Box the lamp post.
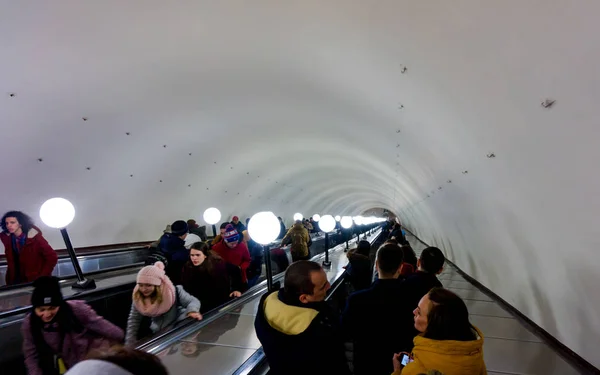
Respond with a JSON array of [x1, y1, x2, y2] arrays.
[[354, 216, 364, 242], [203, 207, 221, 237], [340, 216, 353, 251], [40, 198, 95, 290], [319, 215, 336, 268], [248, 211, 281, 292]]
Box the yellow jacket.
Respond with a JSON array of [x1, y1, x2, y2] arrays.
[[394, 326, 487, 375]]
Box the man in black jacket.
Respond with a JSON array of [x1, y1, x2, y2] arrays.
[[255, 261, 350, 375], [402, 246, 445, 311], [341, 243, 412, 375]]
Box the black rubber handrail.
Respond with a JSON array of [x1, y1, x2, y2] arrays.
[[0, 262, 144, 320]]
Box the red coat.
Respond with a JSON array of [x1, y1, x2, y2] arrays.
[[1, 226, 58, 285], [212, 240, 251, 283]]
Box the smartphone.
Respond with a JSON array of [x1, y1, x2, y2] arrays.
[[400, 353, 412, 366]]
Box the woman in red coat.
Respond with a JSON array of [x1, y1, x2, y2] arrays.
[[1, 211, 58, 285]]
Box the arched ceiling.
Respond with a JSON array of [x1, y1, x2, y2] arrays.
[[2, 1, 599, 366]]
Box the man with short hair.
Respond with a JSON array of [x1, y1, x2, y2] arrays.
[[402, 246, 445, 308], [255, 261, 350, 375], [159, 220, 190, 284], [341, 244, 413, 375]]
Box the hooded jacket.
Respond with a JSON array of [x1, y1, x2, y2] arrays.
[[395, 327, 487, 375], [281, 223, 310, 257], [254, 290, 350, 375], [1, 226, 58, 285]]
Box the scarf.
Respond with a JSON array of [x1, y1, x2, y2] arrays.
[[132, 278, 176, 317]]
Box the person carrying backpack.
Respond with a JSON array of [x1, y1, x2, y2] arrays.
[[281, 220, 311, 262]]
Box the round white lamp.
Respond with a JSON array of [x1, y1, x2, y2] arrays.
[[40, 198, 75, 229], [248, 211, 280, 245], [203, 207, 221, 237], [340, 216, 353, 229], [293, 213, 303, 221], [248, 211, 281, 291], [354, 216, 364, 225], [319, 215, 336, 267], [40, 198, 95, 290], [203, 207, 221, 225], [334, 215, 341, 222], [312, 214, 321, 222], [319, 215, 336, 233]]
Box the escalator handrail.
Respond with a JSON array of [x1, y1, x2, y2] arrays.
[[0, 262, 145, 320], [231, 226, 384, 375]]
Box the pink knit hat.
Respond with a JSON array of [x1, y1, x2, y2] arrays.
[[137, 261, 168, 286], [133, 261, 177, 317]]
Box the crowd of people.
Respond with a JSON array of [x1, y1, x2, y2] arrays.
[[255, 219, 487, 375], [2, 209, 485, 375], [5, 210, 328, 374]]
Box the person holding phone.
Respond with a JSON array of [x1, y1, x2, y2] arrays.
[[391, 288, 487, 375]]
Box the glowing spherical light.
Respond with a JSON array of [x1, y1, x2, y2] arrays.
[[40, 198, 75, 229], [203, 207, 221, 225], [354, 216, 364, 225], [248, 211, 281, 245], [340, 216, 353, 229], [335, 215, 341, 222], [319, 215, 336, 233], [293, 213, 303, 221], [312, 214, 321, 222]]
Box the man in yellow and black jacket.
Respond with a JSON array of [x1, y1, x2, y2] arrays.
[[254, 261, 350, 375]]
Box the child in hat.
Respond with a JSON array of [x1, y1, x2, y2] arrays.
[[125, 261, 202, 346], [22, 276, 124, 375]]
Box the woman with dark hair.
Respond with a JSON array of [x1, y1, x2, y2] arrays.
[[180, 242, 243, 313], [1, 211, 58, 285], [22, 276, 124, 375], [392, 288, 486, 375]]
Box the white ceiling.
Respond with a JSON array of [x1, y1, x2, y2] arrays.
[[2, 0, 599, 367]]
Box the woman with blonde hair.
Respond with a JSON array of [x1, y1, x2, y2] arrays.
[[125, 262, 202, 346]]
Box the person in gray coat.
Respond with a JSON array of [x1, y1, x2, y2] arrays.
[[125, 261, 202, 346]]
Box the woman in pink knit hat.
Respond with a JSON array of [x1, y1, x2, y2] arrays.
[[125, 261, 202, 346]]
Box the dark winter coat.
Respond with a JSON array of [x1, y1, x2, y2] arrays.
[[345, 251, 372, 292], [180, 257, 244, 313], [255, 290, 350, 375], [341, 279, 415, 375], [158, 234, 189, 262]]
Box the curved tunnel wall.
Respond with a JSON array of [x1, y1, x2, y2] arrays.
[[1, 0, 599, 367]]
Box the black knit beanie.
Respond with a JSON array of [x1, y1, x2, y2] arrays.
[[31, 276, 63, 307], [170, 220, 189, 236]]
